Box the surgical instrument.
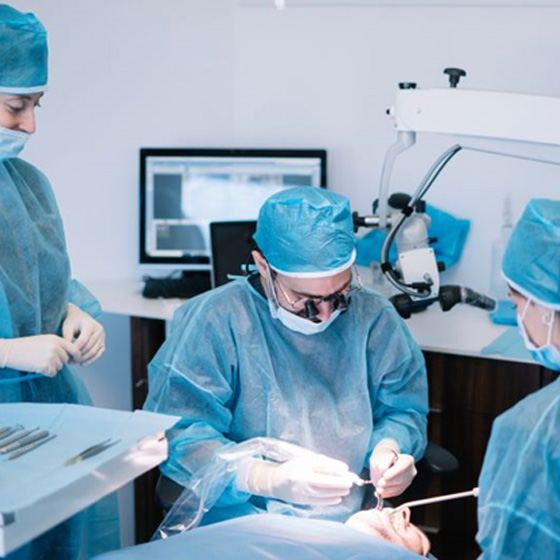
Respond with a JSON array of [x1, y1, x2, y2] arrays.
[[0, 425, 24, 443], [391, 487, 479, 515], [0, 427, 39, 452], [0, 430, 49, 454], [353, 479, 385, 511], [7, 434, 57, 460], [64, 438, 120, 466]]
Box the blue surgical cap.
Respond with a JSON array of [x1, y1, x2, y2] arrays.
[[253, 187, 356, 277], [0, 4, 48, 93], [502, 198, 560, 309]]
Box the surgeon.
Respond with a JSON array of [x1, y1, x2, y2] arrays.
[[144, 186, 428, 524], [477, 198, 560, 558], [0, 4, 118, 558]]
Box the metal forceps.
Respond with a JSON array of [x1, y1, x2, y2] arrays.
[[353, 478, 385, 511], [64, 438, 121, 466]]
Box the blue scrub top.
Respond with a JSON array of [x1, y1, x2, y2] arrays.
[[477, 377, 560, 558], [144, 274, 428, 524]]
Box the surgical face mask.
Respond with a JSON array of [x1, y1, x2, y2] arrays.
[[0, 125, 29, 160], [517, 299, 560, 371], [263, 267, 342, 335]]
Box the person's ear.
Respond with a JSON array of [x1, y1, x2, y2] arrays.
[[251, 250, 268, 277]]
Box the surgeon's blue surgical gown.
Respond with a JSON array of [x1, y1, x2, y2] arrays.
[[0, 158, 119, 559], [477, 377, 560, 559], [144, 275, 428, 524]]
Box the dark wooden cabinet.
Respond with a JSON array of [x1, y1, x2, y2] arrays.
[[414, 351, 559, 559], [130, 317, 166, 544]]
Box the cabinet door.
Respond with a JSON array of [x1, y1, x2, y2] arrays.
[[417, 352, 541, 560]]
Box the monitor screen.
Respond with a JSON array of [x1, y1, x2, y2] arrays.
[[139, 148, 327, 267], [210, 221, 257, 289]]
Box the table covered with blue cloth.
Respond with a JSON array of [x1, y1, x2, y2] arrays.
[[95, 514, 422, 560]]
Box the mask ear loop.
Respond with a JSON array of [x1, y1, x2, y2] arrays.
[[543, 309, 557, 345], [263, 262, 281, 310], [520, 298, 531, 321]]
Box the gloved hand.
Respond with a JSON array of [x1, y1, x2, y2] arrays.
[[62, 303, 105, 366], [0, 335, 82, 377], [236, 452, 359, 506], [369, 439, 417, 498]]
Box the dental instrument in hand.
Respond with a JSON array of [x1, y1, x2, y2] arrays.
[[353, 477, 385, 510], [390, 487, 479, 514], [0, 430, 49, 453], [64, 438, 121, 466], [7, 434, 57, 460]]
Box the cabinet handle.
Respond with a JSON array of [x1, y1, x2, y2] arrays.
[[135, 378, 148, 389]]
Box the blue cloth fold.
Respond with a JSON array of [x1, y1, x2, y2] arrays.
[[489, 299, 517, 326], [356, 204, 470, 270], [480, 327, 533, 362]]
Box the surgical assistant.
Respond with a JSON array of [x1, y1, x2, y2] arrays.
[[144, 187, 428, 525], [0, 4, 118, 558], [477, 198, 560, 558]]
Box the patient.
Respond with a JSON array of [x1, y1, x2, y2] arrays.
[[345, 507, 431, 557]]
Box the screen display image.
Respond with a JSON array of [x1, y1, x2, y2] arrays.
[[140, 148, 327, 267]]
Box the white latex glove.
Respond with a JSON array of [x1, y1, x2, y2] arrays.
[[0, 335, 82, 377], [236, 453, 359, 506], [369, 439, 417, 498], [62, 304, 105, 366]]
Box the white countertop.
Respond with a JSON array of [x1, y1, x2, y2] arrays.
[[84, 278, 531, 364], [87, 279, 185, 321]]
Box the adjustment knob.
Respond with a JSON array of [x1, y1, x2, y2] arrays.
[[443, 67, 466, 88]]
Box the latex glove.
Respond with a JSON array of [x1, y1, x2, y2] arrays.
[[369, 439, 417, 498], [0, 335, 82, 377], [62, 303, 105, 365], [236, 453, 359, 506]]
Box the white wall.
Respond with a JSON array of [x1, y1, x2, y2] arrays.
[[232, 1, 560, 293], [11, 0, 235, 281]]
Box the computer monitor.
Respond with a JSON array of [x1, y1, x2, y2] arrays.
[[210, 221, 257, 288], [140, 148, 327, 269]]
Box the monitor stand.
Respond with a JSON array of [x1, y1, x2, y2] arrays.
[[142, 271, 211, 299]]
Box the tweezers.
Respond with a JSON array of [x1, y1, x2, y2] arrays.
[[1, 430, 50, 453], [0, 425, 24, 443], [0, 427, 39, 452], [354, 478, 384, 511], [7, 434, 57, 460], [64, 438, 121, 466]]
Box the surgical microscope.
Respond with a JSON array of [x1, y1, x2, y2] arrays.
[[354, 67, 560, 318]]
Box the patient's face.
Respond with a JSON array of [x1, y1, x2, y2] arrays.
[[345, 507, 430, 556]]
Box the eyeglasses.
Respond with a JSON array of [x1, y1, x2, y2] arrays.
[[273, 266, 362, 320]]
